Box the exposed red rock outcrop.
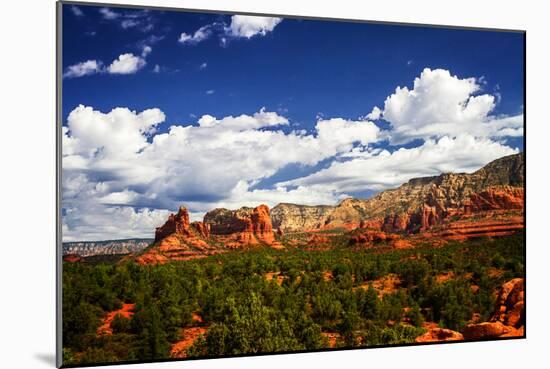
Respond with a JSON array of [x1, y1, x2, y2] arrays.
[[307, 234, 331, 249], [191, 221, 211, 238], [204, 204, 275, 247], [133, 250, 169, 265], [380, 186, 523, 235], [251, 205, 275, 244], [382, 213, 410, 233], [416, 327, 464, 343], [420, 204, 441, 230], [302, 154, 525, 236], [463, 321, 513, 340], [131, 155, 524, 262], [465, 187, 524, 213], [136, 206, 218, 265], [423, 215, 524, 241], [491, 278, 525, 328], [154, 206, 191, 242], [359, 219, 384, 229], [349, 229, 399, 247], [462, 278, 524, 340]]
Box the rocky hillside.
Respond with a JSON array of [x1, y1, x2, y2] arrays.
[[63, 239, 152, 257], [134, 153, 524, 264], [273, 153, 524, 233], [271, 203, 335, 232], [416, 278, 524, 343], [136, 204, 279, 264], [204, 204, 276, 246], [135, 206, 221, 264]]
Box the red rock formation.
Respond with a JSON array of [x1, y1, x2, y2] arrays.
[[251, 205, 275, 244], [204, 204, 275, 246], [371, 185, 523, 236], [420, 204, 441, 230], [382, 213, 410, 232], [191, 221, 210, 238], [415, 327, 464, 343], [307, 234, 331, 248], [349, 230, 399, 247], [136, 206, 217, 264], [276, 227, 284, 237], [154, 206, 191, 242], [463, 321, 513, 340], [423, 216, 524, 241], [491, 278, 525, 328], [359, 219, 384, 229], [466, 187, 524, 213], [462, 278, 524, 340], [134, 250, 169, 265]]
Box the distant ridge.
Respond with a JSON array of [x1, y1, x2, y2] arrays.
[[63, 238, 153, 257], [272, 153, 524, 232]]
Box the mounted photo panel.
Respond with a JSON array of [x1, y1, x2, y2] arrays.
[[57, 1, 525, 367]]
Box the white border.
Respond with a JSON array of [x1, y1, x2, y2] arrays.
[[1, 1, 548, 368]]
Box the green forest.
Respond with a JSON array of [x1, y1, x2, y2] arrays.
[[62, 232, 524, 366]]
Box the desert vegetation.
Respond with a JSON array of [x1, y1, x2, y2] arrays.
[[62, 232, 524, 365]]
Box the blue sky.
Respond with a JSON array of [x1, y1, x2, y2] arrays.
[[61, 3, 524, 241]]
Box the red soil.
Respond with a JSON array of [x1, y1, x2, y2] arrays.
[[170, 327, 207, 358], [97, 303, 135, 336], [170, 313, 208, 359]]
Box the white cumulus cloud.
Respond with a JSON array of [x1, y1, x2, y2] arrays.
[[61, 67, 523, 241], [62, 106, 381, 240], [197, 107, 288, 130], [226, 15, 282, 39], [107, 53, 146, 74], [380, 68, 523, 143], [279, 134, 518, 192], [63, 60, 103, 78]]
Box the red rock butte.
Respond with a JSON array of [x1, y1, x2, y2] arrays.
[[136, 204, 278, 264]]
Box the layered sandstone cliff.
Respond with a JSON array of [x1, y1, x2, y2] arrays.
[[204, 204, 275, 247], [135, 206, 217, 264], [271, 203, 335, 232], [271, 153, 524, 237]]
